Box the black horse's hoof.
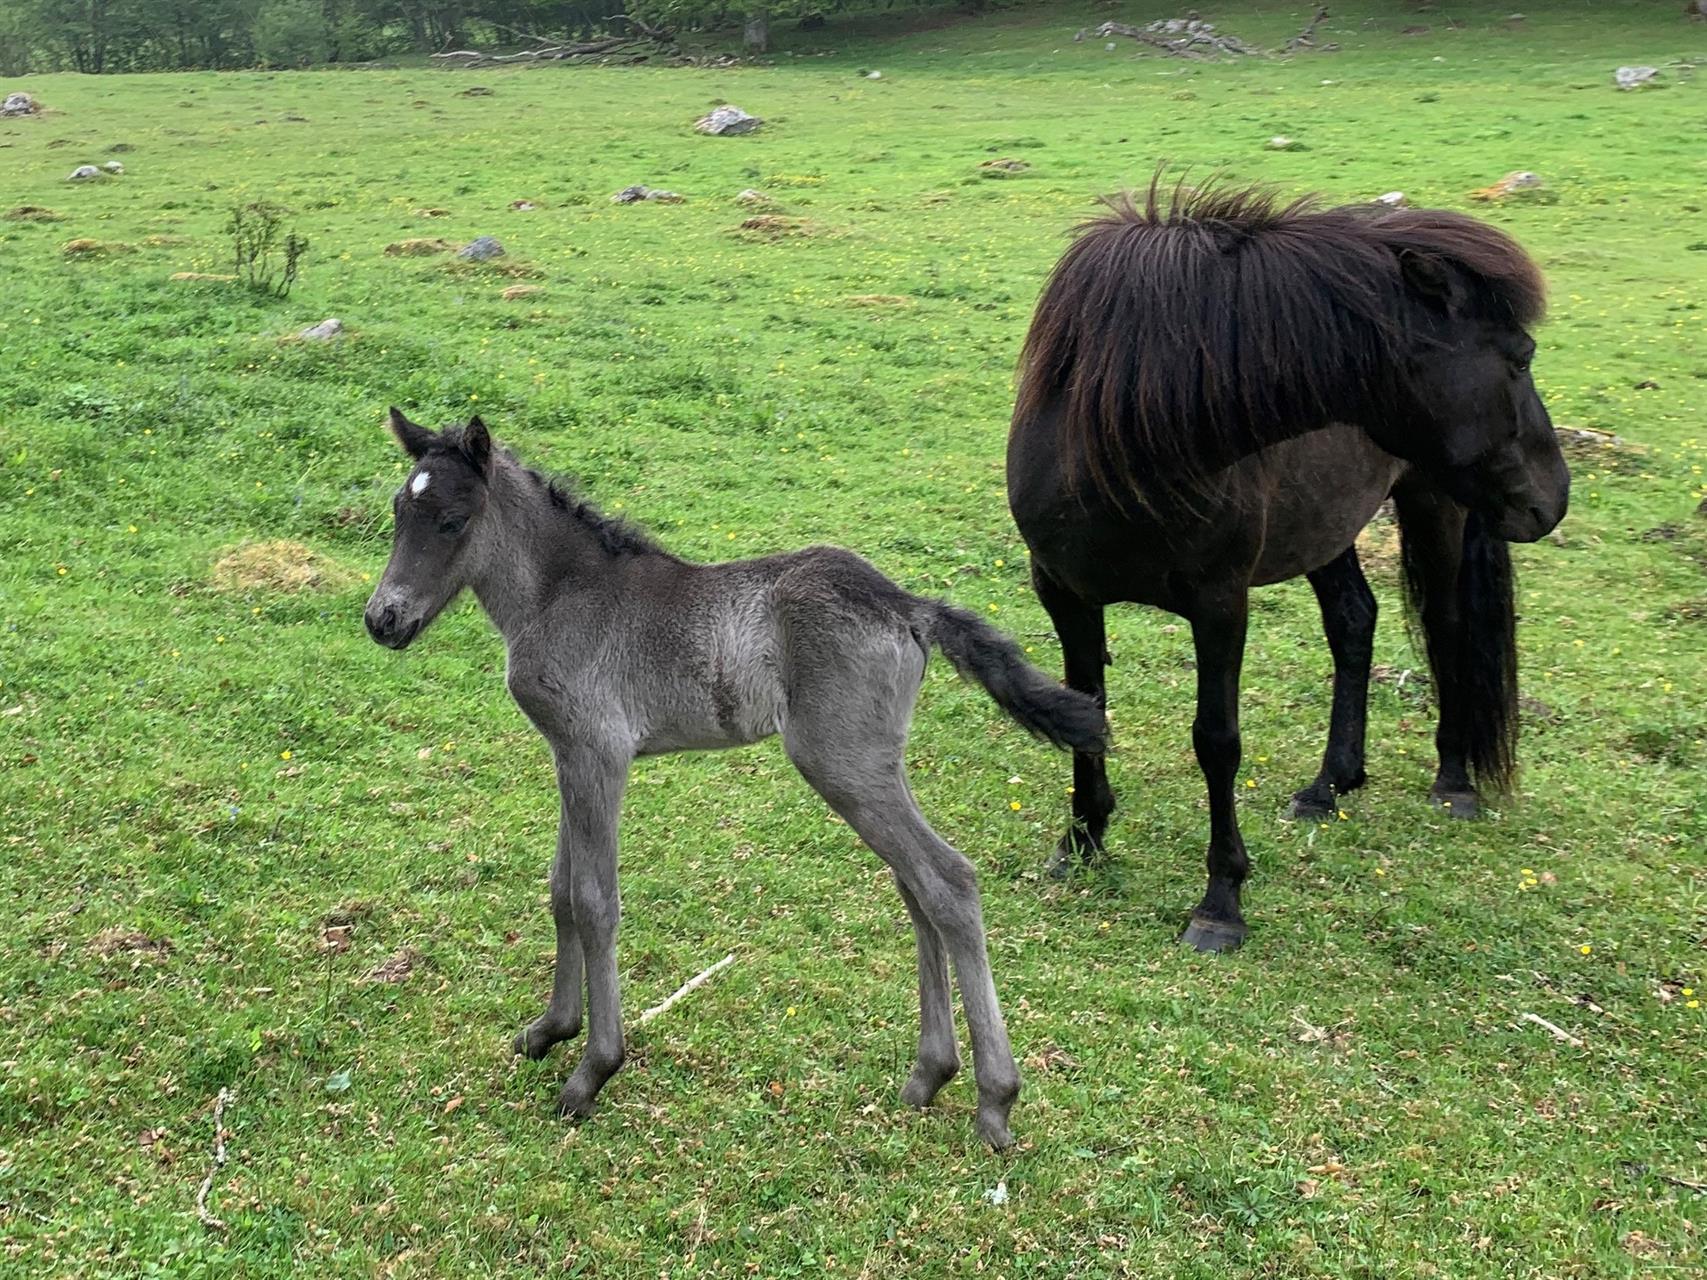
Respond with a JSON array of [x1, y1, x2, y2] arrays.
[[1046, 829, 1104, 879], [1430, 788, 1480, 820], [1181, 914, 1248, 953], [1287, 787, 1337, 821]]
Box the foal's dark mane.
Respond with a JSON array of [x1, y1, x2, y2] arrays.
[[431, 427, 667, 559], [1014, 175, 1547, 498]]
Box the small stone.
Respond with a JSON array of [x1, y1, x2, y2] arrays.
[[612, 185, 684, 204], [694, 104, 762, 135], [509, 200, 538, 211], [1468, 170, 1549, 203], [2, 92, 40, 118], [1614, 66, 1659, 91], [1266, 135, 1304, 151], [297, 318, 343, 340], [864, 70, 881, 79], [457, 235, 505, 261], [67, 165, 103, 181], [1374, 191, 1408, 207], [102, 160, 124, 174], [735, 189, 773, 206]]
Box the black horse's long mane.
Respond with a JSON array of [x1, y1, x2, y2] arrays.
[[1014, 175, 1547, 497]]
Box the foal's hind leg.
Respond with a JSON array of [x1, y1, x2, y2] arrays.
[[1032, 567, 1115, 875], [1182, 595, 1252, 953], [1291, 546, 1376, 820], [783, 677, 1019, 1147], [892, 873, 960, 1107]]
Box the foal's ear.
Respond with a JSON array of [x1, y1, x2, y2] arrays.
[[1397, 249, 1464, 315], [387, 407, 436, 459], [460, 415, 492, 475]]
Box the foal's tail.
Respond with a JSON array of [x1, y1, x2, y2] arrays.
[[918, 602, 1109, 754]]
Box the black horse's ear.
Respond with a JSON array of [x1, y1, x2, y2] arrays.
[[387, 407, 436, 458], [461, 415, 491, 475], [1398, 249, 1462, 314]]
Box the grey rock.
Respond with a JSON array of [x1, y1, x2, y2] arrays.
[[694, 104, 761, 136], [67, 165, 103, 181], [297, 318, 343, 340], [1614, 66, 1659, 90], [457, 235, 505, 260], [102, 160, 124, 174], [612, 185, 684, 204], [2, 92, 39, 118]]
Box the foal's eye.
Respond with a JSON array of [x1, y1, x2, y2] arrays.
[[438, 515, 467, 536]]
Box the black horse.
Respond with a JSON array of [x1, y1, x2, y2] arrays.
[[1008, 178, 1570, 952]]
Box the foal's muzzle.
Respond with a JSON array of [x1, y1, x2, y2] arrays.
[[364, 603, 420, 650]]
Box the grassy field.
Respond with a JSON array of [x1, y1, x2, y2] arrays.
[[2, 3, 1704, 1275]]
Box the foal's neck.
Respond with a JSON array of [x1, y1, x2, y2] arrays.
[[468, 462, 638, 640]]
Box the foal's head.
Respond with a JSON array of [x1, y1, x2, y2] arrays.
[[1362, 212, 1570, 543], [364, 408, 493, 650]]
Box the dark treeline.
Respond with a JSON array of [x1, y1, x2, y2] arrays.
[[0, 0, 982, 75]]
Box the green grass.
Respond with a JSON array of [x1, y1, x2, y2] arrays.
[[2, 3, 1704, 1275]]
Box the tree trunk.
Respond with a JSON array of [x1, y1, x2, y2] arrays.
[[744, 12, 768, 53]]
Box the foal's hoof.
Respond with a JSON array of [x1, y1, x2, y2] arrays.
[[900, 1058, 960, 1109], [554, 1081, 601, 1119], [1181, 914, 1248, 954], [976, 1113, 1015, 1151], [1430, 787, 1480, 820], [512, 1015, 581, 1061]]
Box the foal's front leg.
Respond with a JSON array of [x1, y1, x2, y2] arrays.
[[513, 794, 586, 1060], [1183, 596, 1252, 953], [545, 748, 631, 1118]]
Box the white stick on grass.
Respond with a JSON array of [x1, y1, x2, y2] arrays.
[[1519, 1011, 1584, 1048], [195, 1086, 235, 1231], [638, 954, 736, 1025]]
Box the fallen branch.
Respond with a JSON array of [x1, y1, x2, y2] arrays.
[[638, 954, 735, 1025], [1519, 1011, 1584, 1048], [195, 1087, 235, 1231]]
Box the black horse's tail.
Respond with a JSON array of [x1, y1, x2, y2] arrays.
[[1397, 503, 1519, 792], [918, 601, 1109, 755]]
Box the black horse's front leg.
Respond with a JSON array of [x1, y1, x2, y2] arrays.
[[1183, 596, 1251, 952], [1291, 545, 1376, 819], [1032, 568, 1115, 877]]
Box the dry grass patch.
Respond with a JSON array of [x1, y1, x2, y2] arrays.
[[734, 215, 824, 240], [384, 237, 453, 257], [62, 238, 135, 256], [89, 928, 172, 958], [502, 284, 546, 300], [5, 205, 64, 222], [209, 540, 356, 594], [170, 271, 237, 283], [844, 294, 913, 308]]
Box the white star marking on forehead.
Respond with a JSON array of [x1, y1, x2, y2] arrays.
[[409, 470, 431, 496]]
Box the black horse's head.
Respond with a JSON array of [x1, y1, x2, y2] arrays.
[[1365, 235, 1569, 543], [363, 408, 492, 650]]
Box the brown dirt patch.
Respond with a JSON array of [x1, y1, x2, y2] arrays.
[[384, 237, 453, 257], [90, 928, 172, 958], [5, 205, 64, 222], [62, 238, 135, 256], [502, 285, 545, 300], [362, 947, 421, 984], [209, 540, 356, 594], [844, 294, 913, 308], [735, 215, 821, 239]]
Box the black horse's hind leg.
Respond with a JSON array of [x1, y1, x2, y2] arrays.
[[1032, 568, 1115, 876], [1392, 482, 1480, 819], [1290, 546, 1376, 819], [1182, 595, 1251, 952]]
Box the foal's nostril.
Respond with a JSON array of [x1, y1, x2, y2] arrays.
[[364, 604, 398, 641]]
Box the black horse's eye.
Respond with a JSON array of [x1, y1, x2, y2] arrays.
[[438, 515, 467, 536]]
